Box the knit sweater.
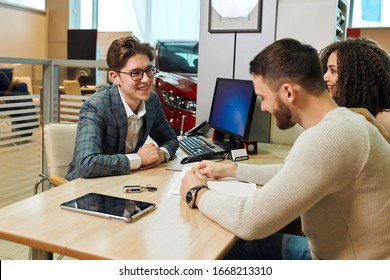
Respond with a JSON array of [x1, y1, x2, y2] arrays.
[[199, 107, 390, 260]]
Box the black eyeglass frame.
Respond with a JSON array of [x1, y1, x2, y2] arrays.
[[117, 66, 157, 81]]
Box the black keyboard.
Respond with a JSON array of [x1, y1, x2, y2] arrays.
[[179, 136, 225, 156]]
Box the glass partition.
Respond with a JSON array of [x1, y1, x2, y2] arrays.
[[0, 58, 47, 204], [57, 63, 108, 122], [0, 57, 108, 207]]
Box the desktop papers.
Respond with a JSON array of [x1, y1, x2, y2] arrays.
[[167, 163, 257, 197]]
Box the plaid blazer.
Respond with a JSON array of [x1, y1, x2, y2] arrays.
[[65, 85, 178, 180]]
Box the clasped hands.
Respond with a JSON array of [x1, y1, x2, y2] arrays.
[[179, 161, 238, 203], [136, 143, 166, 170]]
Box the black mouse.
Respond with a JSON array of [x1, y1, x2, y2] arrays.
[[180, 156, 203, 164]]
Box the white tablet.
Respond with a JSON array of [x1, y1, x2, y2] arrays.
[[60, 193, 156, 223]]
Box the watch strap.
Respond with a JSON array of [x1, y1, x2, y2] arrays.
[[187, 185, 208, 208]]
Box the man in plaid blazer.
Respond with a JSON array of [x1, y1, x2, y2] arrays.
[[66, 36, 178, 180]]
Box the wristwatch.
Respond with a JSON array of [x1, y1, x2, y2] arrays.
[[186, 185, 209, 208], [162, 150, 170, 162], [160, 148, 170, 162]]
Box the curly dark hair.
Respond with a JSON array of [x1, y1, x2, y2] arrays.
[[319, 37, 390, 116]]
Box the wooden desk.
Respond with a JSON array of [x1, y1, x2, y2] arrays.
[[0, 143, 290, 260]]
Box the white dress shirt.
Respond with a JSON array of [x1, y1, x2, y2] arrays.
[[118, 88, 145, 170], [118, 89, 171, 170]]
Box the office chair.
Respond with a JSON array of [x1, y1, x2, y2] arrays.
[[13, 76, 33, 94], [34, 123, 78, 194], [63, 80, 81, 95]]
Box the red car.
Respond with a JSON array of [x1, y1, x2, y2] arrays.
[[152, 40, 198, 134]]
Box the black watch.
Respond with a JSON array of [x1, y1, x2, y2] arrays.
[[186, 185, 208, 208]]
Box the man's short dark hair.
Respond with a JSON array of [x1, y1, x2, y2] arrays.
[[106, 36, 155, 71], [249, 38, 326, 94]]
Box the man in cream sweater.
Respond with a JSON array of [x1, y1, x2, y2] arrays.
[[180, 38, 390, 260]]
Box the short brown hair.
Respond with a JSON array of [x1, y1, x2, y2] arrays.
[[250, 38, 326, 94], [106, 35, 155, 71]]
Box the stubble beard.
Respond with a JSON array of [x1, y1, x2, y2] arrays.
[[274, 94, 295, 130]]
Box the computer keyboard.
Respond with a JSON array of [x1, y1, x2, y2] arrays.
[[179, 135, 225, 156]]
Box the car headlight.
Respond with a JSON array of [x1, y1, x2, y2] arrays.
[[162, 91, 196, 114]]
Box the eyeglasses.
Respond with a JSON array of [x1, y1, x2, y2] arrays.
[[117, 67, 157, 81]]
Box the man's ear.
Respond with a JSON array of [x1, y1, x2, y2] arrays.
[[109, 70, 120, 85], [281, 83, 295, 103]]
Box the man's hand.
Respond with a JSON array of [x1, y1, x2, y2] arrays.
[[180, 169, 207, 200], [193, 160, 238, 180], [137, 143, 166, 169]]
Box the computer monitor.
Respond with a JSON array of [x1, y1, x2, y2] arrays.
[[78, 75, 96, 87], [208, 78, 257, 142]]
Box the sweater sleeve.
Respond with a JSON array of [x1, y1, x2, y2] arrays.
[[236, 163, 283, 185]]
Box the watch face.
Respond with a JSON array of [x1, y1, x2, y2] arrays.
[[186, 190, 193, 204], [185, 185, 207, 208]]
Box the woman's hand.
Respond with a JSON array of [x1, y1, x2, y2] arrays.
[[350, 108, 390, 143]]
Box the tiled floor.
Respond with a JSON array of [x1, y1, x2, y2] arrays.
[[0, 240, 31, 260]]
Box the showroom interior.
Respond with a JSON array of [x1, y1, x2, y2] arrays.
[[1, 0, 390, 260]]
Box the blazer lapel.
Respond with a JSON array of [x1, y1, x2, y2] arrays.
[[134, 100, 152, 151], [110, 86, 128, 153]]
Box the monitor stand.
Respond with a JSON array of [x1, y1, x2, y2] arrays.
[[212, 130, 244, 150]]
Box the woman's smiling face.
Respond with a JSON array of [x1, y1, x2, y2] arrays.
[[323, 51, 338, 96]]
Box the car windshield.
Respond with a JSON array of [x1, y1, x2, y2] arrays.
[[157, 42, 199, 74]]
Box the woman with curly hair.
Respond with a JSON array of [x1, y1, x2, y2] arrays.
[[320, 37, 390, 140]]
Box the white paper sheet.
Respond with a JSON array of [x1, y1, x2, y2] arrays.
[[167, 163, 256, 197]]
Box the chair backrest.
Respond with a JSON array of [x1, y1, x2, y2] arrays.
[[63, 80, 81, 95], [13, 76, 33, 94], [44, 123, 77, 177]]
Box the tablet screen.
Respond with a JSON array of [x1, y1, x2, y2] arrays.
[[60, 193, 156, 222]]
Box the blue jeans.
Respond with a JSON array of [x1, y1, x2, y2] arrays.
[[223, 233, 312, 260]]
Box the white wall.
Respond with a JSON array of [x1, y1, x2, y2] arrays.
[[276, 0, 338, 50], [271, 0, 348, 144], [197, 0, 277, 118], [197, 0, 302, 145]]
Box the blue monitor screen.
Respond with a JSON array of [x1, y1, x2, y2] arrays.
[[208, 78, 256, 140]]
